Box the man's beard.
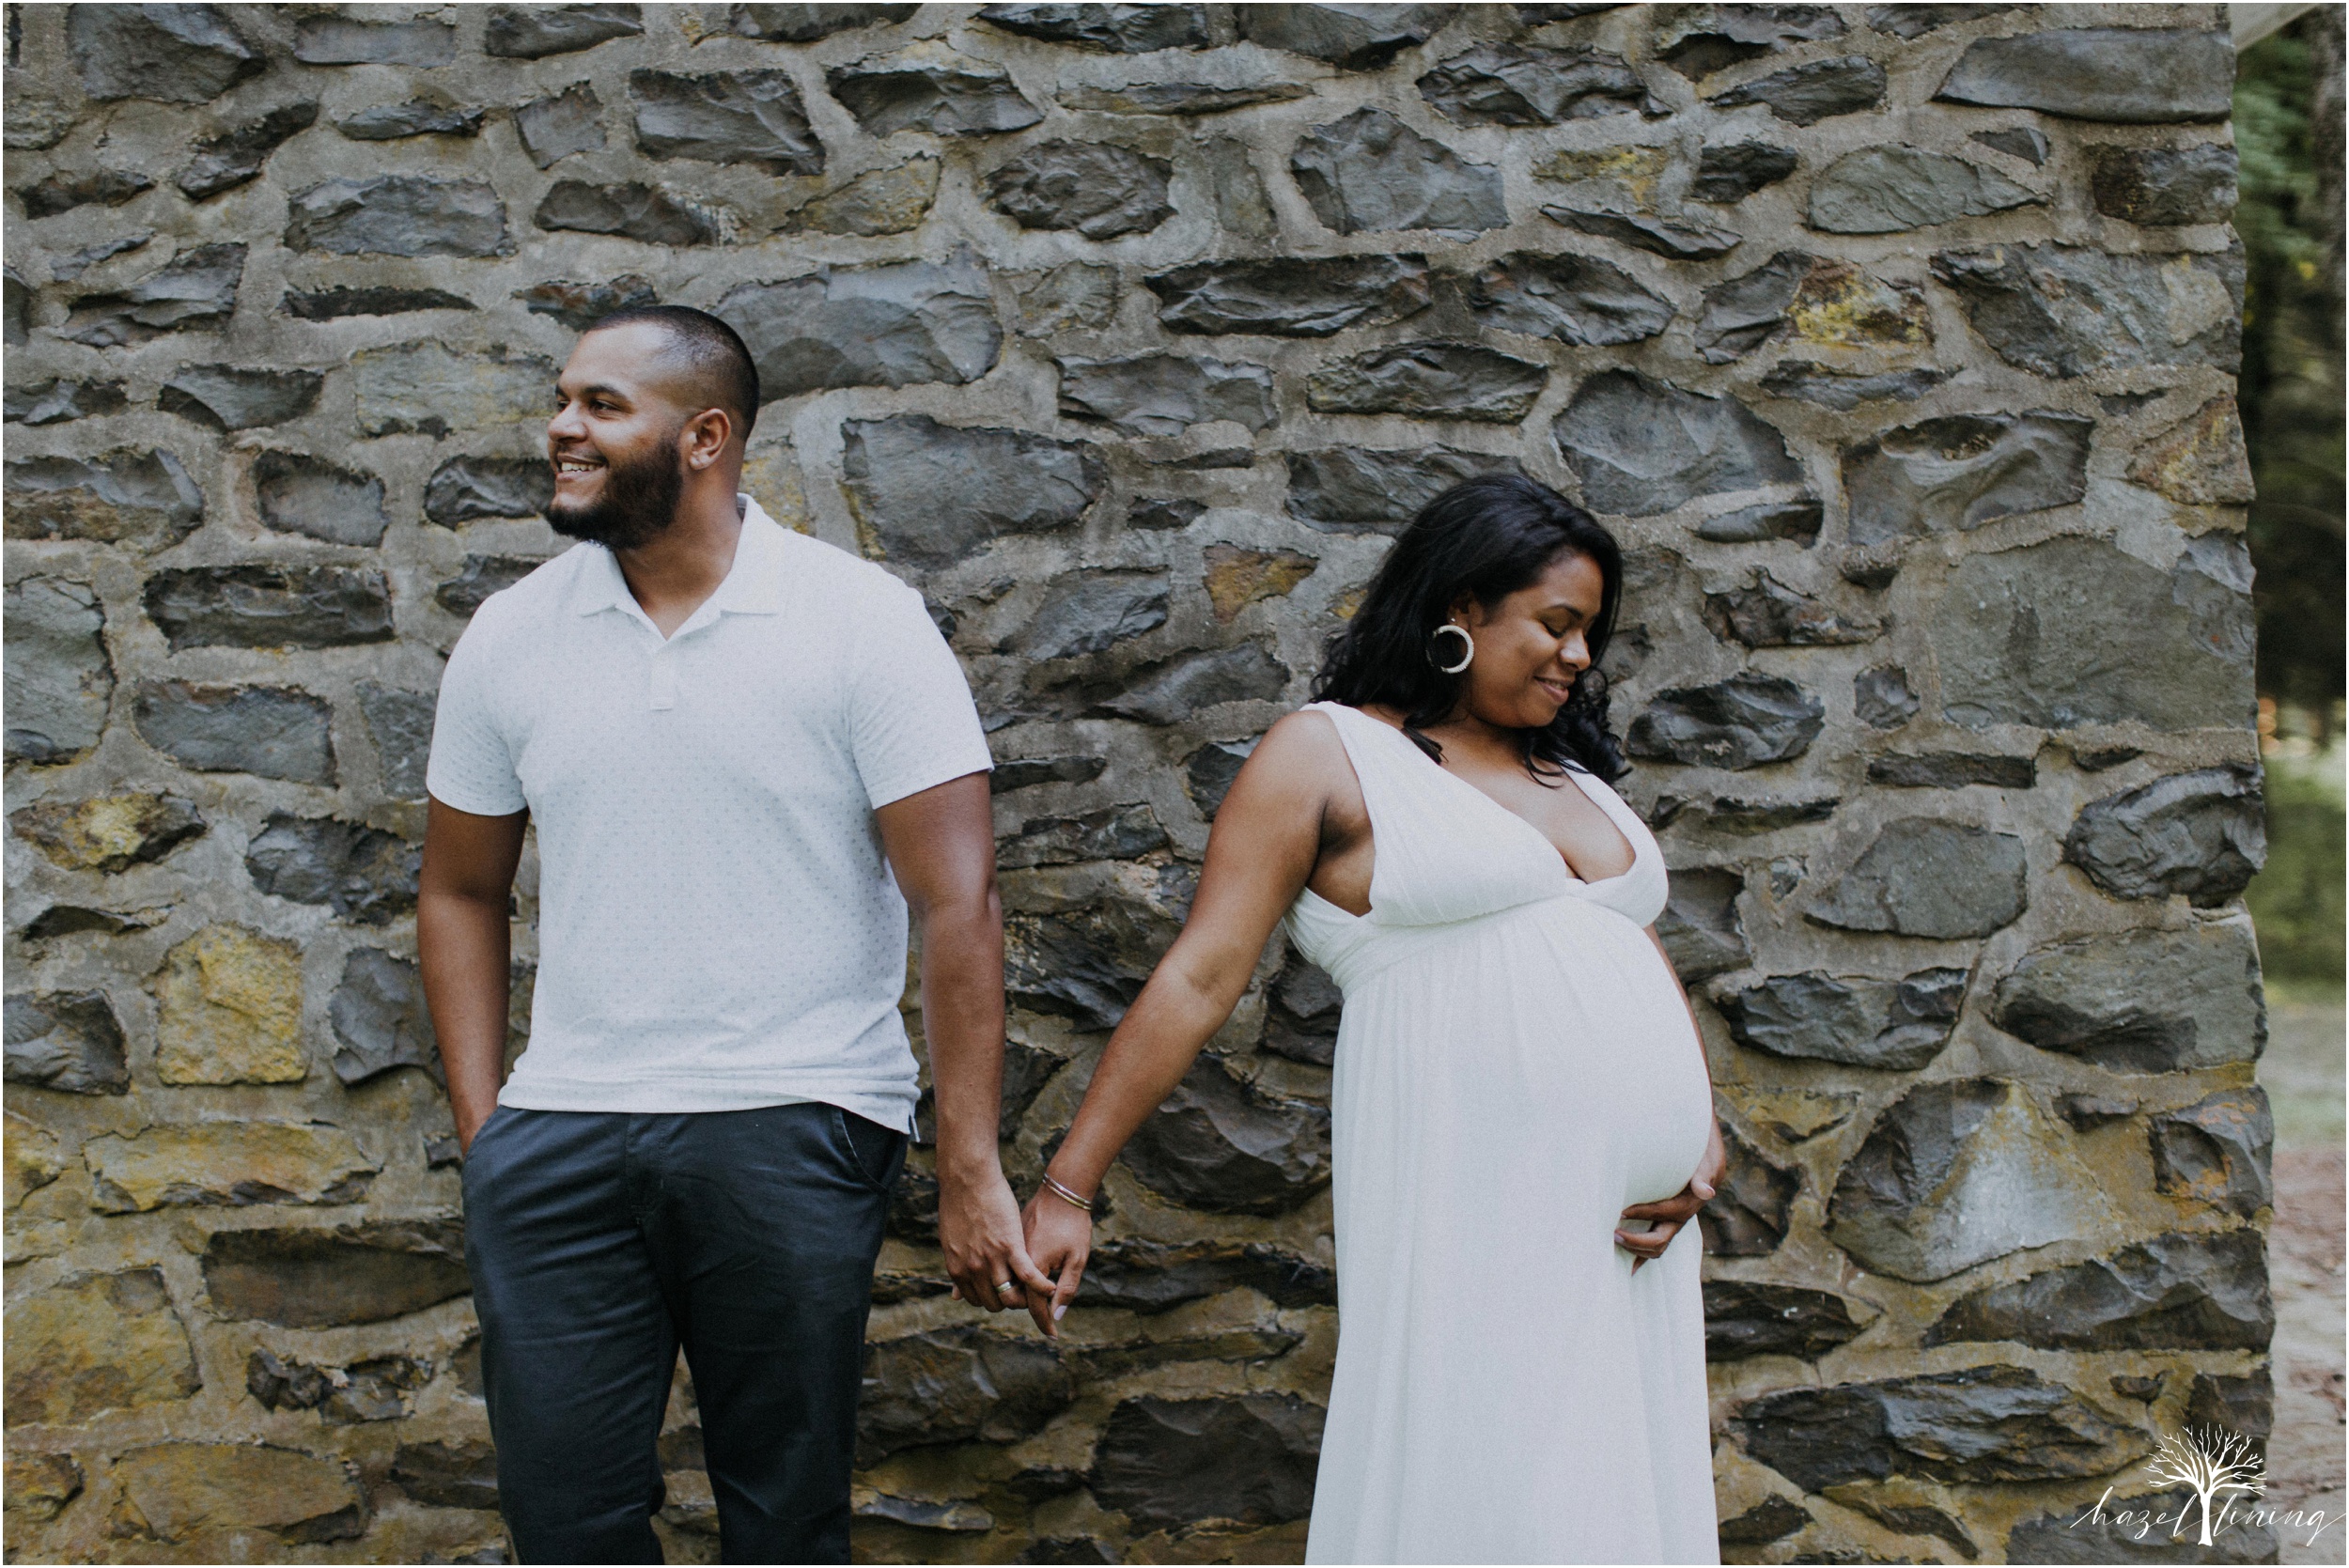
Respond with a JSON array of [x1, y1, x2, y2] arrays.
[[547, 435, 685, 551]]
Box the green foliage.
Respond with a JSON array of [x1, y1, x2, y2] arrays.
[[2234, 24, 2345, 713], [2248, 760, 2346, 987]]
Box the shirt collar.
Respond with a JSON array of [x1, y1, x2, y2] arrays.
[[568, 493, 788, 619]]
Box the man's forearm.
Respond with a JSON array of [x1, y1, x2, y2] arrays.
[[917, 893, 1008, 1181], [420, 891, 513, 1149]]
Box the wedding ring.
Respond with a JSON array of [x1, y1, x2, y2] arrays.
[[995, 1281, 1019, 1296]]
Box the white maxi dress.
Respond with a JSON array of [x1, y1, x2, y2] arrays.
[[1284, 702, 1720, 1565]]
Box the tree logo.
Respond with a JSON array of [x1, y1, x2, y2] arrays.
[[2069, 1422, 2336, 1552]]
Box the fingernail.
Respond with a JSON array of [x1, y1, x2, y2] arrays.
[[1053, 1303, 1067, 1321], [1694, 1182, 1715, 1198]]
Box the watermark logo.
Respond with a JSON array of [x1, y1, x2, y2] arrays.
[[2068, 1423, 2337, 1552]]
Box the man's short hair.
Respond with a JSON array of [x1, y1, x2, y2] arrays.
[[585, 304, 761, 439]]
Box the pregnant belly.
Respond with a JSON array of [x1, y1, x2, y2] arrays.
[[1334, 899, 1718, 1216]]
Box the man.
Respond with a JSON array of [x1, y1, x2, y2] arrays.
[[419, 306, 1056, 1563]]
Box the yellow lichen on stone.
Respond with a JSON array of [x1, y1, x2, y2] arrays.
[[1203, 546, 1319, 624], [2126, 395, 2257, 505], [3, 1452, 84, 1523], [3, 1267, 201, 1426], [1786, 262, 1931, 353], [83, 1123, 378, 1214], [1533, 146, 1672, 209], [785, 157, 941, 238], [150, 925, 306, 1085], [3, 1110, 66, 1210], [10, 791, 203, 873], [742, 442, 814, 535]]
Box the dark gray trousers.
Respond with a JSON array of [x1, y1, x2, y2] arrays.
[[460, 1101, 905, 1564]]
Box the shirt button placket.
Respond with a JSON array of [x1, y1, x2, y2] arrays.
[[648, 642, 678, 710]]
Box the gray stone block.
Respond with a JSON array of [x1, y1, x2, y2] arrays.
[[1306, 341, 1548, 423], [485, 4, 645, 57], [1699, 1125, 1799, 1255], [1732, 1364, 2152, 1491], [1293, 108, 1504, 238], [1703, 1281, 1870, 1361], [200, 1220, 472, 1327], [245, 814, 421, 926], [1657, 6, 1844, 79], [1809, 147, 2042, 234], [1807, 817, 2027, 939], [4, 990, 131, 1094], [730, 5, 919, 42], [719, 253, 1002, 400], [858, 1326, 1072, 1465], [286, 179, 511, 259], [1464, 250, 1672, 347], [1237, 5, 1456, 70], [158, 366, 322, 431], [62, 243, 245, 347], [512, 276, 658, 331], [4, 579, 112, 765], [840, 415, 1100, 567], [1542, 205, 1741, 260], [1149, 255, 1433, 336], [2063, 766, 2265, 907], [1706, 56, 1885, 125], [630, 70, 821, 175], [280, 287, 474, 319], [1088, 1395, 1323, 1529], [1717, 967, 1966, 1071], [826, 50, 1043, 137], [176, 102, 319, 200], [132, 682, 336, 784], [251, 453, 389, 548], [1931, 242, 2242, 377], [534, 180, 724, 245], [1827, 1079, 2102, 1281], [985, 140, 1173, 238], [5, 448, 205, 549], [4, 379, 129, 425], [1058, 355, 1273, 437], [1120, 1057, 1330, 1214], [357, 684, 435, 800], [1927, 1228, 2270, 1351], [2091, 143, 2237, 226], [1993, 923, 2264, 1074], [1626, 674, 1823, 769], [1936, 28, 2235, 124], [1843, 411, 2092, 547], [1014, 571, 1171, 660], [434, 555, 544, 616], [1930, 535, 2254, 732], [1095, 644, 1290, 725], [1655, 865, 1749, 983], [330, 950, 439, 1086], [70, 5, 260, 103], [16, 167, 152, 218], [1703, 571, 1878, 647], [1553, 370, 1800, 515], [425, 459, 555, 527], [1416, 42, 1651, 125], [1760, 362, 1946, 409], [143, 567, 394, 652], [2151, 1087, 2272, 1218], [334, 99, 488, 142], [1690, 141, 1797, 202], [978, 5, 1211, 53], [515, 84, 608, 170]]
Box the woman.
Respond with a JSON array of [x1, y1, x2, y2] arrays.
[[1020, 474, 1727, 1563]]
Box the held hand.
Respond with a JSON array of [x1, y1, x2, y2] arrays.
[[1020, 1188, 1095, 1338], [938, 1164, 1058, 1327], [1616, 1118, 1727, 1274]]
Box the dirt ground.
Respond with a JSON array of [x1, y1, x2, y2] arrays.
[[2262, 1000, 2346, 1566]]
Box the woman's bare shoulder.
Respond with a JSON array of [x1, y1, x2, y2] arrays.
[[1222, 707, 1365, 810]]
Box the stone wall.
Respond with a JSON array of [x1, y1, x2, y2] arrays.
[[1, 3, 2272, 1562]]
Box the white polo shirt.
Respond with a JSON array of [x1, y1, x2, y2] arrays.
[[425, 497, 991, 1131]]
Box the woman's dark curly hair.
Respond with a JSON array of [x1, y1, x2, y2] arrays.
[[1312, 473, 1628, 784]]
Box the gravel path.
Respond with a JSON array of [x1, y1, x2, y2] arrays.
[[2263, 1001, 2345, 1565]]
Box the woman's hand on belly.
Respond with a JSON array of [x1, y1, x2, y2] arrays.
[[1614, 1118, 1725, 1272]]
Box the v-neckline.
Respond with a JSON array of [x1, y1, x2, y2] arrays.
[[1360, 709, 1639, 888]]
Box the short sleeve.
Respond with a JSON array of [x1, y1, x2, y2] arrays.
[[426, 613, 527, 815], [847, 579, 993, 810]]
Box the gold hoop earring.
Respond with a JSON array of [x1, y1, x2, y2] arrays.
[[1427, 623, 1473, 675]]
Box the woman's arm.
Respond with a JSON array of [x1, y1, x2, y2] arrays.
[[1022, 711, 1346, 1322], [1614, 924, 1726, 1272]]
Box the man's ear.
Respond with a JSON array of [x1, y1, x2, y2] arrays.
[[680, 407, 734, 471]]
